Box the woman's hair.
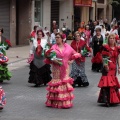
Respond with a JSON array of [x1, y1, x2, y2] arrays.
[[85, 25, 89, 30], [95, 27, 101, 32], [55, 32, 65, 43], [74, 31, 81, 37], [0, 28, 3, 33], [55, 32, 64, 39], [108, 34, 116, 46], [37, 30, 45, 37], [100, 25, 104, 28], [34, 26, 38, 31]]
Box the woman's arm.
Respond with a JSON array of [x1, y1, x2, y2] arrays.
[[118, 54, 120, 74]]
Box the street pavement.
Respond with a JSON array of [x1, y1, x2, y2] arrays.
[[1, 44, 120, 120]]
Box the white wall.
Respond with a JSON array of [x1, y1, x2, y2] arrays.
[[43, 0, 51, 32], [59, 0, 73, 31]]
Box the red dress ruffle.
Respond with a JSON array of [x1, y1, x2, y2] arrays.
[[91, 52, 102, 63], [97, 45, 120, 104], [98, 76, 120, 88]]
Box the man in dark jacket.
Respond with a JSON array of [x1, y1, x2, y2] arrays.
[[104, 19, 110, 31]]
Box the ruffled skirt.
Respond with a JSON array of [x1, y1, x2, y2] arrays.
[[0, 63, 12, 82], [0, 86, 6, 109], [45, 65, 74, 108], [98, 76, 120, 104], [28, 62, 52, 86]]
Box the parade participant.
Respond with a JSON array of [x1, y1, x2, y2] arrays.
[[91, 21, 97, 37], [84, 25, 91, 46], [28, 30, 52, 87], [100, 25, 106, 40], [52, 20, 58, 31], [104, 19, 110, 31], [110, 24, 118, 35], [0, 28, 12, 83], [45, 33, 81, 108], [91, 27, 103, 72], [30, 26, 38, 39], [78, 22, 85, 33], [43, 27, 49, 39], [50, 28, 57, 45], [27, 25, 38, 63], [0, 86, 6, 110], [70, 31, 91, 87], [98, 34, 120, 107]]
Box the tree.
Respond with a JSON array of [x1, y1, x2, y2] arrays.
[[108, 0, 120, 7]]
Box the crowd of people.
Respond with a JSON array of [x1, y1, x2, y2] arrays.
[[1, 18, 120, 110]]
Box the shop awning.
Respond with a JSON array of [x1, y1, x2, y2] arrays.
[[74, 0, 92, 7]]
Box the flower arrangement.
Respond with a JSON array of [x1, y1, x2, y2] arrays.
[[81, 47, 88, 56], [101, 51, 111, 65], [45, 49, 63, 66], [5, 40, 12, 47], [29, 37, 35, 42]]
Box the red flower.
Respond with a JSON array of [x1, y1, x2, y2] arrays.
[[102, 51, 110, 57], [91, 52, 102, 63], [102, 44, 110, 51], [45, 49, 53, 57], [6, 40, 12, 47], [115, 35, 119, 41]]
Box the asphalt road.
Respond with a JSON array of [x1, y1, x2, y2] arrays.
[[0, 57, 120, 120]]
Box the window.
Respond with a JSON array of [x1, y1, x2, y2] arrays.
[[34, 0, 43, 25], [97, 0, 104, 4]]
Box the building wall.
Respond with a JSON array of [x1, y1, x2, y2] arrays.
[[10, 0, 16, 46], [43, 0, 51, 32], [97, 0, 112, 23], [59, 0, 74, 31], [17, 0, 32, 45], [81, 7, 89, 24]]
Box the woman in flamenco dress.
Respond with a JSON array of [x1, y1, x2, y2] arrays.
[[45, 33, 81, 108], [70, 31, 91, 87], [0, 28, 12, 83], [91, 27, 103, 72], [0, 28, 11, 110], [28, 30, 52, 87], [98, 34, 120, 107]]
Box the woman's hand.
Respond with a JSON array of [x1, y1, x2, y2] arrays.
[[52, 60, 60, 65], [104, 65, 109, 72], [68, 60, 73, 65], [118, 68, 120, 74]]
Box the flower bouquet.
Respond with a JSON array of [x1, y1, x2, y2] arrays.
[[45, 49, 63, 66], [29, 37, 35, 42], [101, 51, 111, 66], [81, 47, 89, 57]]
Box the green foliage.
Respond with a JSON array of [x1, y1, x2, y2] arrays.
[[108, 0, 120, 7]]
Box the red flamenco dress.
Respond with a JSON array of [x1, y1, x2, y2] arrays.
[[0, 86, 6, 110], [98, 45, 120, 106]]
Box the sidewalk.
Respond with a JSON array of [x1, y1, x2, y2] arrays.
[[7, 45, 30, 64], [7, 40, 72, 64]]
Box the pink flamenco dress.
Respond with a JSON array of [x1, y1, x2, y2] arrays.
[[98, 45, 120, 106], [45, 43, 81, 108]]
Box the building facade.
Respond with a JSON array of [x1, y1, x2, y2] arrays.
[[96, 0, 112, 23], [0, 0, 113, 46]]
